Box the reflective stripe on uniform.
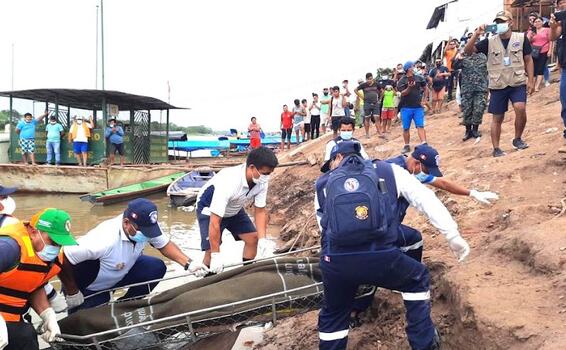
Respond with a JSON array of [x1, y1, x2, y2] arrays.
[[319, 329, 349, 341], [399, 240, 423, 252], [401, 291, 430, 301]]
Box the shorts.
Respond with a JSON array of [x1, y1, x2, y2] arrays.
[[281, 128, 292, 141], [197, 208, 257, 251], [364, 102, 381, 118], [393, 95, 400, 108], [321, 113, 329, 126], [250, 137, 261, 149], [19, 138, 35, 153], [331, 116, 342, 131], [401, 107, 425, 130], [488, 85, 527, 115], [304, 123, 311, 133], [293, 122, 303, 132], [110, 143, 125, 156], [381, 108, 395, 120], [73, 141, 89, 154]]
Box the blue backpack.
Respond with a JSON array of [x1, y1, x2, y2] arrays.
[[323, 155, 392, 247]]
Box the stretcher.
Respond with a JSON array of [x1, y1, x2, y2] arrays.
[[50, 248, 374, 350]]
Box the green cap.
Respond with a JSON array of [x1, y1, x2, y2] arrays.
[[31, 208, 78, 246]]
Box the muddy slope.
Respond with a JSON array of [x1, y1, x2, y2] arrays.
[[260, 83, 566, 349]]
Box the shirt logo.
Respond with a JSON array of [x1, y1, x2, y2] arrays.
[[149, 211, 158, 224], [355, 206, 369, 220], [344, 178, 360, 192], [511, 41, 521, 49]]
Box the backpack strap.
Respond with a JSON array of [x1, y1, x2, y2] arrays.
[[373, 161, 398, 204], [0, 214, 6, 227]]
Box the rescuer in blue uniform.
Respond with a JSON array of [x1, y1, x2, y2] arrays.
[[315, 141, 470, 350]]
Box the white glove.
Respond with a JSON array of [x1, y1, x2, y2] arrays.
[[448, 236, 470, 262], [188, 260, 209, 278], [209, 252, 224, 274], [469, 190, 499, 205], [39, 307, 61, 343], [0, 314, 8, 350], [257, 238, 277, 259], [65, 290, 84, 310]]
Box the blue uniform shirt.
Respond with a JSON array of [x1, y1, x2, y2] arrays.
[[16, 119, 38, 140]]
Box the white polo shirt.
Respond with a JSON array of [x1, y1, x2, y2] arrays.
[[196, 163, 268, 218], [63, 214, 169, 291]]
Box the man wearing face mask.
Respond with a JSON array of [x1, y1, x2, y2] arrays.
[[0, 186, 18, 228], [58, 198, 207, 314], [0, 208, 78, 350], [465, 10, 534, 157], [195, 147, 279, 275], [68, 115, 94, 166], [104, 118, 125, 166], [315, 141, 469, 350], [319, 88, 331, 135], [323, 117, 369, 161]]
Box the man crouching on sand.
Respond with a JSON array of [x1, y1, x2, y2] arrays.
[[196, 147, 279, 274]]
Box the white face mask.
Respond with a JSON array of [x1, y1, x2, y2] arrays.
[[496, 23, 509, 35], [340, 131, 353, 140], [0, 196, 16, 215], [76, 120, 83, 125], [252, 167, 270, 185]]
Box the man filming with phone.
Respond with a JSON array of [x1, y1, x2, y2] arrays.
[[464, 10, 534, 158], [549, 0, 566, 150]]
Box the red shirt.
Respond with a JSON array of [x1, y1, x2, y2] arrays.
[[281, 111, 293, 129]]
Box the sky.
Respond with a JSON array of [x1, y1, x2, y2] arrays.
[[0, 0, 441, 132]]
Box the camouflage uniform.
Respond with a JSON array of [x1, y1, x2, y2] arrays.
[[458, 53, 488, 126]]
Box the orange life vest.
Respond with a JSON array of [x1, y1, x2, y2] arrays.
[[0, 222, 63, 322]]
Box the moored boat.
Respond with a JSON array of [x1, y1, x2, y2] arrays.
[[167, 168, 215, 207], [80, 172, 185, 205]]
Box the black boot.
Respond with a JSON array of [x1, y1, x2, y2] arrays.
[[462, 125, 473, 141], [472, 124, 481, 138]]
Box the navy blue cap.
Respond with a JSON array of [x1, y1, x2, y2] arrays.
[[321, 141, 362, 173], [123, 198, 162, 238], [411, 145, 443, 177], [0, 185, 17, 197]]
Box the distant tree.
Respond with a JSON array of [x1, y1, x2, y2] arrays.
[[0, 109, 21, 130], [376, 67, 394, 79], [185, 125, 213, 135]]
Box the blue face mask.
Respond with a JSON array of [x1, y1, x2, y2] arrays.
[[496, 23, 509, 35], [37, 233, 61, 262], [130, 231, 148, 243], [340, 131, 353, 140], [414, 171, 430, 183]]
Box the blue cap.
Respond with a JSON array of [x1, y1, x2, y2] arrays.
[[0, 185, 17, 197], [123, 198, 162, 238], [411, 145, 443, 177], [403, 61, 415, 72], [321, 141, 362, 173]]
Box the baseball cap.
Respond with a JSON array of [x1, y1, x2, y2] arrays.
[[357, 78, 364, 84], [31, 208, 78, 246], [75, 115, 83, 120], [411, 144, 443, 177], [494, 10, 513, 22], [123, 198, 162, 238], [403, 61, 415, 72], [0, 185, 17, 197], [321, 141, 362, 173]]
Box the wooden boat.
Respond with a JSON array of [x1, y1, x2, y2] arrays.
[[167, 168, 215, 207], [80, 172, 186, 205]]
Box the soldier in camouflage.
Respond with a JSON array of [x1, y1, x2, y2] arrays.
[[453, 50, 488, 141]]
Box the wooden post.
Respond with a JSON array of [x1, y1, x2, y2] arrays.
[[130, 109, 135, 164], [166, 109, 170, 163], [8, 95, 13, 162], [147, 109, 151, 164]]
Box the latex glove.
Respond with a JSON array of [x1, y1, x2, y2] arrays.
[[257, 238, 277, 259], [209, 252, 224, 274], [448, 236, 470, 262], [469, 190, 499, 205], [39, 307, 61, 343], [0, 314, 8, 350], [188, 260, 209, 278], [65, 290, 84, 310]]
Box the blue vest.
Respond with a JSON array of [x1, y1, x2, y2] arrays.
[[383, 155, 411, 223], [316, 160, 399, 255]]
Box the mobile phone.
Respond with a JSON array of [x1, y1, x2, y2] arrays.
[[485, 24, 498, 34], [555, 10, 566, 22]]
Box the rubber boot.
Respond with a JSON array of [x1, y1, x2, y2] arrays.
[[462, 125, 473, 141]]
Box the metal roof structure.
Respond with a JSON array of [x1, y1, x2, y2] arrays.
[[0, 89, 186, 111], [510, 0, 554, 7]]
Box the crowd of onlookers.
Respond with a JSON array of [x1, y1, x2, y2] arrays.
[[268, 8, 566, 157], [15, 113, 125, 166]]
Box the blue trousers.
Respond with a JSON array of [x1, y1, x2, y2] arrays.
[[561, 70, 566, 137], [352, 224, 423, 313], [318, 248, 434, 350], [68, 255, 166, 314]]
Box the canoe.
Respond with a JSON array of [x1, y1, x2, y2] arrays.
[[80, 172, 186, 205], [167, 168, 215, 207]]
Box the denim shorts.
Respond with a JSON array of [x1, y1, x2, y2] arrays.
[[488, 85, 527, 115], [401, 107, 425, 130]]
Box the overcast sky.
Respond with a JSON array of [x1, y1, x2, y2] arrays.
[[0, 0, 440, 132]]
